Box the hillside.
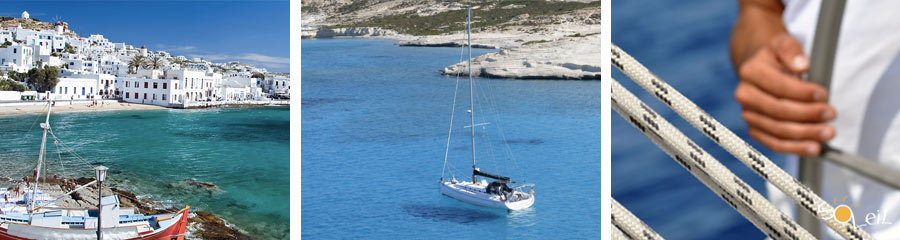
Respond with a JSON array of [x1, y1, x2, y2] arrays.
[[0, 16, 79, 38], [301, 0, 602, 80]]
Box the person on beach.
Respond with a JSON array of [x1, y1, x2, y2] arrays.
[[731, 0, 900, 237]]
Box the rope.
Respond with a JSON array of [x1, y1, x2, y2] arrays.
[[612, 44, 872, 240], [475, 73, 525, 182], [612, 78, 815, 240], [441, 42, 466, 181], [611, 225, 632, 240], [612, 198, 664, 240]]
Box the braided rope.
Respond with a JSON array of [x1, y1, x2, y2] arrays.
[[612, 78, 814, 240], [612, 43, 871, 240], [612, 198, 664, 240], [611, 224, 633, 240]]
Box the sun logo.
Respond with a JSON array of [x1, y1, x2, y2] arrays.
[[833, 195, 860, 224]]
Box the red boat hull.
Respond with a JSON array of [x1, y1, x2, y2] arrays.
[[0, 206, 189, 240]]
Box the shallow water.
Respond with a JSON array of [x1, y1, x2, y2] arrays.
[[302, 38, 602, 239], [612, 0, 788, 239], [0, 106, 289, 239]]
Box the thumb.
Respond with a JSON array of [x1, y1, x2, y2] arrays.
[[771, 34, 809, 73]]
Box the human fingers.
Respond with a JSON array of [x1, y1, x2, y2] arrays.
[[734, 82, 835, 122]]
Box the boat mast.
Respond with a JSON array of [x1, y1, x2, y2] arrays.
[[467, 6, 477, 183], [29, 101, 52, 218]]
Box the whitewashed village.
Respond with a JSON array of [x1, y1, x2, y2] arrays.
[[0, 11, 290, 109]]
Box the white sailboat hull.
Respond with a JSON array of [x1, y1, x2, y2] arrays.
[[440, 181, 534, 210]]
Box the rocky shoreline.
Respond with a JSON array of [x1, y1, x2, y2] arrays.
[[4, 176, 251, 240], [302, 0, 601, 80]]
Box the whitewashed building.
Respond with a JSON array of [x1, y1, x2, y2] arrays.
[[51, 77, 98, 100], [117, 76, 180, 106], [0, 44, 34, 72]]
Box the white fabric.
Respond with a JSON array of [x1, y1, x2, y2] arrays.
[[771, 0, 900, 238]]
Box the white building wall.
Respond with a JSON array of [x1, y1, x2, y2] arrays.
[[0, 44, 34, 72], [118, 77, 180, 106], [51, 77, 98, 100]]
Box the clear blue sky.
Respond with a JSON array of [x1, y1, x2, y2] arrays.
[[1, 0, 290, 73]]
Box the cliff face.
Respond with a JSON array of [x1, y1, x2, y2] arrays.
[[309, 27, 398, 39]]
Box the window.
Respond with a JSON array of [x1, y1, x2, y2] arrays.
[[144, 82, 148, 88], [175, 83, 178, 89], [153, 94, 156, 100], [163, 83, 167, 89], [153, 83, 158, 89], [90, 88, 93, 95], [82, 87, 85, 96], [126, 82, 129, 87], [162, 94, 166, 101], [144, 93, 147, 99], [126, 92, 130, 98], [64, 87, 67, 94], [174, 95, 177, 101]]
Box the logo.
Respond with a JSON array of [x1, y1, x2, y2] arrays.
[[817, 195, 893, 236]]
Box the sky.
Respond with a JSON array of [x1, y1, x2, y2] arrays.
[[1, 0, 290, 73]]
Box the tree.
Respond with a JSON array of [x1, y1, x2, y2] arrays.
[[64, 43, 75, 54], [0, 79, 26, 91], [251, 72, 266, 80], [27, 67, 45, 89], [128, 55, 146, 74], [26, 66, 59, 92], [7, 71, 25, 82], [0, 41, 11, 48], [44, 66, 59, 91], [149, 56, 163, 70]]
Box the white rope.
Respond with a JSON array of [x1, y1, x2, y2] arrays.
[[612, 225, 633, 240], [441, 43, 467, 181], [612, 198, 664, 240], [476, 74, 525, 182], [612, 78, 815, 240], [612, 44, 871, 240]]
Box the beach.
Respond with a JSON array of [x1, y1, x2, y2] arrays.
[[0, 100, 167, 116]]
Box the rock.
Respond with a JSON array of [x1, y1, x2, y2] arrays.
[[6, 176, 248, 240], [188, 211, 252, 240], [170, 179, 225, 196], [314, 27, 396, 38], [441, 33, 601, 80]]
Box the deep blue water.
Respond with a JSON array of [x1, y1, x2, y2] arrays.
[[612, 0, 790, 239], [0, 107, 289, 239], [302, 39, 601, 239]]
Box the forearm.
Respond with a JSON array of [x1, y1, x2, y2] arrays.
[[730, 0, 788, 68]]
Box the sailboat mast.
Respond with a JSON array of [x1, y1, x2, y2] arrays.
[[466, 7, 478, 183], [29, 102, 52, 217]]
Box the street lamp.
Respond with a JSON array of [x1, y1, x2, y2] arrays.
[[94, 165, 107, 240]]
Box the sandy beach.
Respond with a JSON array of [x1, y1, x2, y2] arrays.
[[0, 100, 167, 116]]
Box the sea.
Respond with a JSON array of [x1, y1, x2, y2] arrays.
[[0, 106, 290, 239], [612, 0, 789, 239], [301, 38, 602, 239]]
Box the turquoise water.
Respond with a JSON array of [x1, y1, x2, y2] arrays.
[[0, 107, 289, 239], [302, 39, 601, 239]]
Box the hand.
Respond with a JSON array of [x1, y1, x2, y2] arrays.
[[734, 34, 836, 156]]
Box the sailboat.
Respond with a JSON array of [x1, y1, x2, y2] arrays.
[[0, 101, 189, 240], [439, 7, 535, 211]]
